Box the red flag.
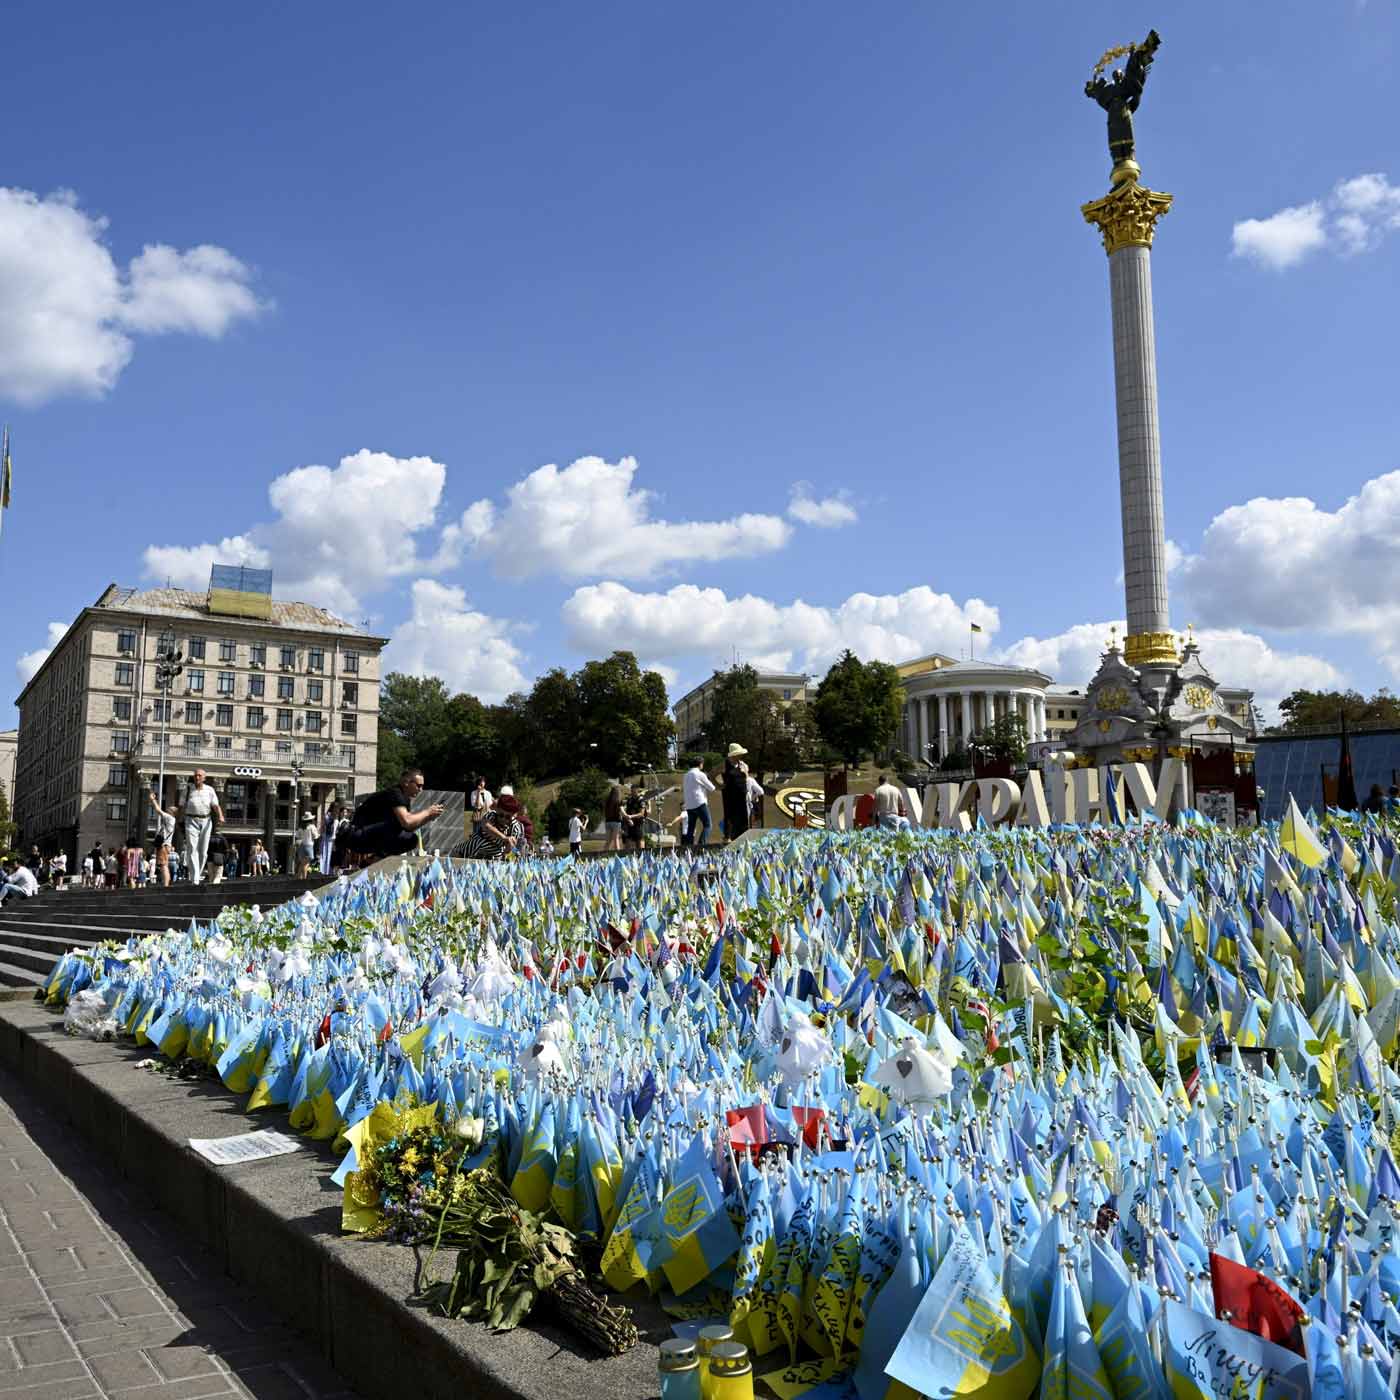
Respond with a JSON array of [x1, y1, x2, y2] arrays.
[[792, 1106, 826, 1150], [377, 1018, 394, 1045], [1183, 1066, 1200, 1101], [1208, 1253, 1306, 1356], [726, 1105, 769, 1159], [314, 1012, 332, 1048]]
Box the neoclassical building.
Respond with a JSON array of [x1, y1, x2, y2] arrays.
[[896, 654, 1053, 763]]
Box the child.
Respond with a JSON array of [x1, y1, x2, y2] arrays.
[[567, 808, 585, 859]]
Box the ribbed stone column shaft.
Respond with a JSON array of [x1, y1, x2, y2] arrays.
[[1109, 244, 1170, 638]]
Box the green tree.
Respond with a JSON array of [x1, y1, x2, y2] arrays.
[[523, 668, 583, 777], [575, 651, 672, 776], [700, 667, 808, 780], [1275, 688, 1400, 733], [0, 780, 16, 851], [813, 651, 904, 767], [377, 674, 499, 788], [970, 713, 1028, 764], [542, 767, 614, 840]]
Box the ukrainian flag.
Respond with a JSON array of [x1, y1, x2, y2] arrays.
[[1280, 796, 1326, 869], [510, 1100, 557, 1213]]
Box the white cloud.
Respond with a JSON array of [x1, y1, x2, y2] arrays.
[[1180, 469, 1400, 680], [458, 456, 793, 581], [16, 621, 69, 689], [787, 484, 857, 529], [1232, 172, 1400, 269], [998, 618, 1340, 719], [562, 581, 998, 677], [144, 450, 453, 615], [121, 244, 264, 336], [1231, 202, 1327, 269], [0, 187, 265, 404], [382, 580, 528, 702]]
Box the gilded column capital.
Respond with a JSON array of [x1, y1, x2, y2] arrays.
[[1123, 631, 1179, 666], [1081, 178, 1174, 255]]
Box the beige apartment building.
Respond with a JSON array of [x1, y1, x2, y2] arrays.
[[673, 670, 811, 751], [13, 573, 387, 870]]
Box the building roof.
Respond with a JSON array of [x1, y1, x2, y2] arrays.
[[93, 584, 379, 639]]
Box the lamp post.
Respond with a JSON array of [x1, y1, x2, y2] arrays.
[[152, 630, 183, 810]]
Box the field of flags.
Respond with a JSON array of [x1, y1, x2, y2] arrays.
[[38, 797, 1400, 1400]]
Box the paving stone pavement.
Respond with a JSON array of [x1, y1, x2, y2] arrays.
[[0, 1064, 359, 1400]]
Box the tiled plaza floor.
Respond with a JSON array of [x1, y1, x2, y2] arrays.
[[0, 1062, 358, 1400]]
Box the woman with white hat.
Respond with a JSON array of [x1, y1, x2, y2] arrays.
[[721, 742, 750, 840]]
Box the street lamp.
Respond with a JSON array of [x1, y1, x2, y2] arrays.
[[152, 630, 183, 811]]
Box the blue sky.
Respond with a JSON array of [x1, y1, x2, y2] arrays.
[[5, 0, 1399, 723]]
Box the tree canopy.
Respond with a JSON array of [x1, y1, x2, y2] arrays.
[[377, 651, 673, 789], [697, 665, 812, 779], [813, 651, 903, 766], [1274, 688, 1400, 733]]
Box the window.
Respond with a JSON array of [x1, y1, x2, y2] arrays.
[[115, 662, 134, 686], [276, 709, 293, 731], [249, 644, 266, 668], [308, 648, 324, 672], [276, 740, 293, 758], [187, 669, 205, 693], [277, 676, 294, 700], [183, 734, 200, 754], [307, 679, 323, 703], [245, 739, 262, 758], [214, 736, 232, 755], [247, 707, 265, 728], [341, 713, 357, 736], [152, 699, 171, 722], [219, 639, 236, 662], [106, 797, 128, 823], [185, 701, 204, 724], [117, 629, 137, 654], [280, 645, 295, 669], [342, 682, 358, 706], [342, 652, 359, 673], [107, 765, 127, 788], [305, 711, 323, 734], [188, 637, 206, 660], [247, 674, 265, 698], [112, 697, 132, 721], [216, 704, 234, 727], [339, 745, 357, 768], [217, 671, 235, 696], [111, 732, 131, 753]]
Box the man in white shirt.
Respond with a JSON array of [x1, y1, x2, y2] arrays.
[[0, 859, 38, 904], [567, 809, 585, 857], [874, 775, 910, 832], [682, 759, 716, 851], [181, 770, 224, 884]]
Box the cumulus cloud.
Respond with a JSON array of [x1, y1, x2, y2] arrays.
[[144, 450, 453, 615], [382, 580, 528, 702], [1180, 469, 1400, 680], [16, 621, 69, 689], [998, 618, 1340, 719], [1232, 172, 1400, 269], [562, 581, 998, 676], [457, 456, 793, 581], [787, 484, 857, 529], [0, 187, 265, 404]]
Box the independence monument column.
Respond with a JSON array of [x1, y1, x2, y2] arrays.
[[1081, 30, 1177, 669]]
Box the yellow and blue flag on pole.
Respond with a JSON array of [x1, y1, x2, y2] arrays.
[[1279, 796, 1327, 870], [650, 1133, 740, 1297]]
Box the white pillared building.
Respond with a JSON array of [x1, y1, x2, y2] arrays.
[[895, 653, 1052, 764]]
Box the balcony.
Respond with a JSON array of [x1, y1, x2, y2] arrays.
[[130, 739, 355, 769]]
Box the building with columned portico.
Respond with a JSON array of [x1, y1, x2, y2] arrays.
[[897, 656, 1053, 764]]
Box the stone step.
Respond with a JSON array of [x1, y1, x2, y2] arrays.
[[0, 942, 67, 977], [0, 962, 44, 992]]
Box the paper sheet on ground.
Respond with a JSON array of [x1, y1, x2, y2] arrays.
[[188, 1130, 305, 1165]]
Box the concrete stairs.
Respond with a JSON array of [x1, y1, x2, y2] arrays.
[[0, 876, 326, 990]]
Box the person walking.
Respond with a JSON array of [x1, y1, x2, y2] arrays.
[[103, 847, 118, 889], [87, 843, 105, 888], [295, 812, 318, 877], [568, 808, 585, 859], [225, 843, 239, 880], [123, 841, 142, 888], [342, 770, 444, 860], [721, 744, 750, 841], [469, 775, 493, 830], [682, 758, 715, 852], [207, 829, 229, 884], [746, 768, 765, 829], [147, 788, 177, 887], [49, 851, 67, 891], [603, 784, 624, 852], [623, 785, 646, 850], [181, 770, 224, 884]]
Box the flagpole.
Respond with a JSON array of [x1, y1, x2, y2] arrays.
[[969, 623, 975, 662]]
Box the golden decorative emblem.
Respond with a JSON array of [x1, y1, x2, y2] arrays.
[[1183, 684, 1213, 711], [1096, 685, 1130, 712], [1122, 631, 1179, 666], [1097, 719, 1112, 734], [1207, 715, 1219, 730], [1082, 182, 1174, 256], [1092, 43, 1137, 76]]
